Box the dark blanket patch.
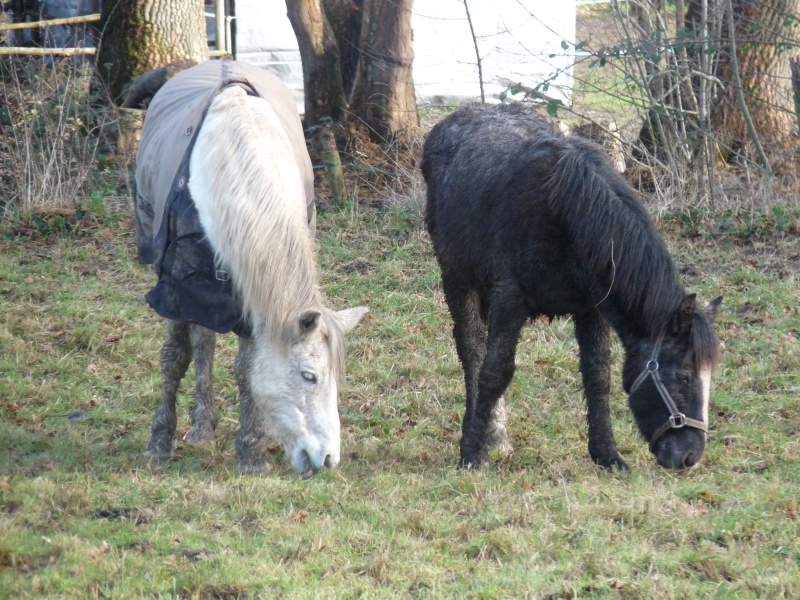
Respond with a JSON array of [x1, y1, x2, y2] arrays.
[[136, 168, 247, 336]]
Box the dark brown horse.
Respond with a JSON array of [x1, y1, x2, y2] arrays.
[[422, 103, 721, 471]]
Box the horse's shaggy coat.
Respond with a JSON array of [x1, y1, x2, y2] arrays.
[[422, 103, 721, 471]]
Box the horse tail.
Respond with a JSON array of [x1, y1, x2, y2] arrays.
[[189, 85, 319, 338], [545, 135, 683, 333]]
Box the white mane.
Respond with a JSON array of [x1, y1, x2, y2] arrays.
[[189, 85, 320, 344]]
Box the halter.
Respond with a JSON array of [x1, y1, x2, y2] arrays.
[[629, 329, 708, 452]]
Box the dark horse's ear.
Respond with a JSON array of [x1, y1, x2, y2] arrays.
[[297, 309, 322, 338], [671, 294, 697, 335], [705, 296, 723, 323]]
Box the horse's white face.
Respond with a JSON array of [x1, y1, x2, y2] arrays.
[[249, 307, 367, 476]]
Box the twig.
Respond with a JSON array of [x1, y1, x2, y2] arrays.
[[462, 0, 485, 105], [724, 0, 772, 176], [595, 240, 616, 309]]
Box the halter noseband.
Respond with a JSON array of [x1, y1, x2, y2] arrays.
[[629, 329, 708, 452]]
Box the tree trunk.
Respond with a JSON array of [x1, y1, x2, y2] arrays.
[[711, 0, 800, 158], [348, 0, 418, 143], [96, 0, 207, 104], [285, 0, 348, 126], [324, 0, 362, 97]]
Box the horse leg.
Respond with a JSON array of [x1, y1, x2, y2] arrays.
[[487, 394, 513, 454], [234, 335, 273, 475], [574, 313, 628, 470], [442, 279, 513, 456], [184, 324, 218, 446], [145, 320, 192, 461], [460, 292, 526, 468]]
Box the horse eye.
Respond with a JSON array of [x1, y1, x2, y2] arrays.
[[676, 372, 690, 384], [301, 371, 317, 384]]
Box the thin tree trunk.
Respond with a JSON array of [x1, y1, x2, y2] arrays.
[[790, 57, 800, 135], [323, 0, 362, 97], [723, 0, 771, 173], [286, 0, 348, 126], [348, 0, 417, 143]]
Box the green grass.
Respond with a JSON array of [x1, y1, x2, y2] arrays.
[[1, 199, 799, 598]]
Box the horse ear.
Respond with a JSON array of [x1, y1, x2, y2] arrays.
[[705, 296, 723, 323], [334, 306, 369, 334], [297, 309, 322, 337], [672, 294, 696, 334]]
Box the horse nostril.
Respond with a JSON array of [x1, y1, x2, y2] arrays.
[[297, 449, 314, 478], [682, 451, 698, 469], [323, 454, 333, 469]]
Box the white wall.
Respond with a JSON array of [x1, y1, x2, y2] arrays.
[[412, 0, 575, 105], [234, 1, 305, 111], [235, 1, 575, 113]]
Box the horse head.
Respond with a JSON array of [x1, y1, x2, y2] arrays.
[[625, 295, 722, 470], [249, 306, 368, 477]]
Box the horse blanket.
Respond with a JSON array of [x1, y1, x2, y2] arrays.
[[134, 60, 315, 336]]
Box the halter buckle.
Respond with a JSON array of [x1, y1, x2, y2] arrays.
[[669, 413, 686, 429], [646, 359, 659, 372]]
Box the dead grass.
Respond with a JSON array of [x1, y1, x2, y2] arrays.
[[0, 56, 132, 215]]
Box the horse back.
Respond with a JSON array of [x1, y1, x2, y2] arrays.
[[422, 103, 683, 328], [133, 60, 316, 336], [422, 104, 588, 313]]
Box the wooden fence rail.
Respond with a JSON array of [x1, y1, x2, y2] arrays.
[[0, 47, 94, 55], [0, 11, 227, 57], [0, 13, 101, 31], [0, 13, 100, 55]]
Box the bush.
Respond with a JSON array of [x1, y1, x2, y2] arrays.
[[0, 56, 132, 215]]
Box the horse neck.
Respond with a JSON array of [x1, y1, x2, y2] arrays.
[[190, 87, 321, 344], [547, 135, 686, 342], [597, 280, 684, 345], [229, 200, 321, 343]]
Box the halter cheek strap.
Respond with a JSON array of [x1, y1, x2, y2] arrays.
[[629, 330, 708, 452]]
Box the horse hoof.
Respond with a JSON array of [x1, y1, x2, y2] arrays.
[[143, 448, 172, 465], [236, 461, 273, 476], [458, 453, 486, 470], [487, 435, 514, 455], [184, 427, 215, 447], [594, 455, 630, 472]]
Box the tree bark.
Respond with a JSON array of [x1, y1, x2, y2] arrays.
[[96, 0, 207, 104], [710, 0, 800, 157], [324, 0, 362, 97], [285, 0, 348, 126], [348, 0, 418, 143]]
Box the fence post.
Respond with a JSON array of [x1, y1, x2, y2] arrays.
[[215, 0, 226, 53]]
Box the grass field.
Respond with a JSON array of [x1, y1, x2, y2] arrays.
[[1, 4, 799, 597], [1, 193, 799, 598]]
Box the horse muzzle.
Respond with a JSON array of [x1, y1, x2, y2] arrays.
[[291, 443, 340, 478], [651, 427, 706, 470]]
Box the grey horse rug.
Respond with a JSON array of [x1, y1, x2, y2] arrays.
[[134, 60, 315, 336]]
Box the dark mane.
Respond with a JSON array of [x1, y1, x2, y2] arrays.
[[423, 103, 722, 471], [546, 133, 685, 339]]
